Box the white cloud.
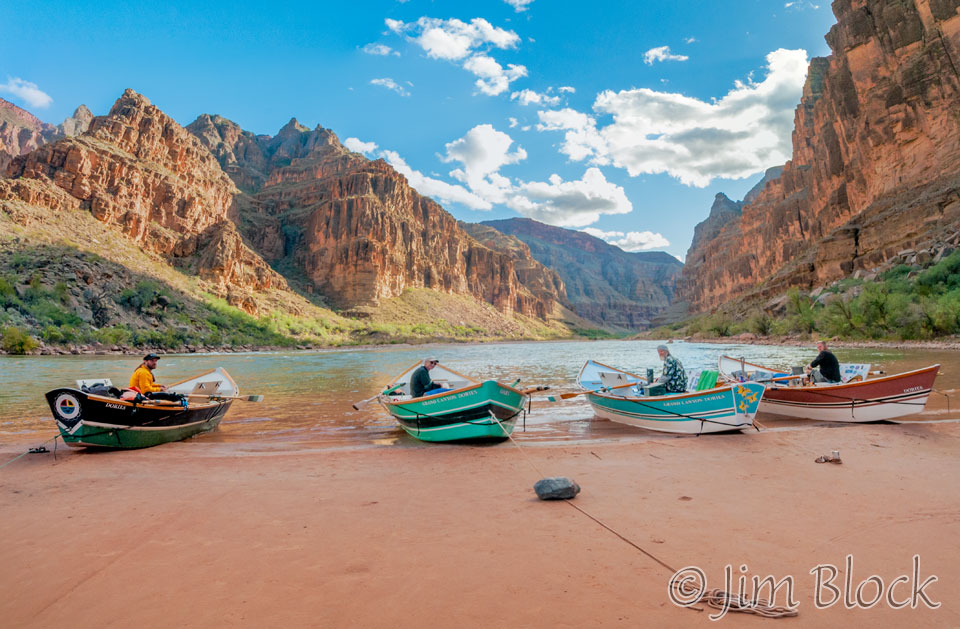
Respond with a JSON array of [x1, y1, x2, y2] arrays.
[[536, 108, 609, 163], [344, 137, 378, 154], [442, 124, 527, 203], [385, 17, 525, 97], [462, 54, 527, 96], [785, 1, 820, 8], [510, 89, 561, 106], [536, 48, 809, 187], [643, 46, 689, 65], [380, 149, 492, 210], [370, 77, 409, 96], [684, 36, 697, 44], [508, 117, 519, 128], [557, 86, 575, 94], [507, 168, 633, 227], [362, 43, 398, 56], [0, 77, 52, 109], [581, 228, 670, 251], [389, 17, 520, 60], [505, 0, 535, 11]]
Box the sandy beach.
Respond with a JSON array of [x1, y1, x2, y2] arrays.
[[2, 418, 958, 627]]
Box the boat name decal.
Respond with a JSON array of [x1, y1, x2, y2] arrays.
[[661, 394, 725, 407], [105, 403, 126, 410], [903, 386, 923, 394], [418, 390, 478, 406]]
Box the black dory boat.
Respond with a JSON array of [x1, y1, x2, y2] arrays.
[[46, 368, 239, 448]]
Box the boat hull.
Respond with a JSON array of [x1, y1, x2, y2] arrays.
[[381, 380, 527, 442], [46, 388, 232, 448], [586, 382, 765, 434], [718, 356, 940, 422]]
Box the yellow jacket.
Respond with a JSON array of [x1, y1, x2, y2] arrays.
[[130, 365, 164, 393]]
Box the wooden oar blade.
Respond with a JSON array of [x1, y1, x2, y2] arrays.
[[244, 395, 264, 402]]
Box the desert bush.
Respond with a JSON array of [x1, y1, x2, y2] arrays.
[[1, 326, 39, 354]]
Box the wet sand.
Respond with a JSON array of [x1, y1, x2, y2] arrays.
[[2, 420, 959, 627]]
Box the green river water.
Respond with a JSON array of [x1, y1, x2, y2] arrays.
[[1, 340, 955, 449]]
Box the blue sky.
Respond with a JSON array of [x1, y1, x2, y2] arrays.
[[1, 0, 837, 260]]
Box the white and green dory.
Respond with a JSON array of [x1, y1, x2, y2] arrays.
[[378, 363, 529, 442], [577, 360, 766, 434]]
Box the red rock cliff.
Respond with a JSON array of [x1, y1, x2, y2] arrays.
[[2, 90, 284, 308], [189, 114, 563, 317], [681, 0, 960, 311]]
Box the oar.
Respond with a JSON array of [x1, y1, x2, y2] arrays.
[[520, 385, 550, 395], [548, 380, 643, 401], [352, 383, 405, 410], [188, 393, 265, 402]]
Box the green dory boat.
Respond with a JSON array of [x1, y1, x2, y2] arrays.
[[45, 368, 239, 449], [378, 363, 530, 442]]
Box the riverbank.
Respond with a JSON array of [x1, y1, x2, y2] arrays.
[[6, 332, 960, 358], [645, 335, 960, 351], [2, 420, 958, 627]]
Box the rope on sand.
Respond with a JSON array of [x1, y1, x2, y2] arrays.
[[673, 582, 799, 619], [0, 433, 60, 470], [485, 412, 797, 619]]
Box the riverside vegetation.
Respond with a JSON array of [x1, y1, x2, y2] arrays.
[[649, 250, 960, 343], [0, 241, 588, 355]]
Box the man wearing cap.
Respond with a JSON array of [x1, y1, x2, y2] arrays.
[[411, 357, 449, 398], [654, 345, 687, 393], [129, 353, 182, 402]]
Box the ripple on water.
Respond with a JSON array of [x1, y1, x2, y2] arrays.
[[2, 340, 957, 447]]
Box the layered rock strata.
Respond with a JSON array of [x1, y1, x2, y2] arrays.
[[681, 0, 960, 311], [0, 99, 93, 172], [2, 90, 283, 310], [480, 218, 683, 329], [189, 115, 561, 317]]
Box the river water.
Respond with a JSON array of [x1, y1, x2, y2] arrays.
[[1, 340, 956, 449]]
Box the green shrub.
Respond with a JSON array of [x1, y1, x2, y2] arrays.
[[1, 326, 39, 354]]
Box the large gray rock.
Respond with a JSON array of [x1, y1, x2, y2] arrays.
[[534, 477, 581, 500]]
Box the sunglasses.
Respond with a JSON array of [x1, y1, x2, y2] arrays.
[[429, 360, 439, 365]]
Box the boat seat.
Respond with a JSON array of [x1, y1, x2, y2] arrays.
[[76, 378, 113, 389], [695, 370, 719, 391]]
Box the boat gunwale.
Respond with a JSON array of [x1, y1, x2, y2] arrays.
[[718, 356, 941, 391]]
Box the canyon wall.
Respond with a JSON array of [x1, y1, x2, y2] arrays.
[[681, 0, 960, 311], [480, 218, 683, 329], [2, 90, 284, 311], [188, 114, 563, 317]]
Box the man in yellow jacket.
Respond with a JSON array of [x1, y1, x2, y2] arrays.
[[130, 353, 182, 402]]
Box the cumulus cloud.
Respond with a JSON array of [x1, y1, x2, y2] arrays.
[[536, 48, 809, 187], [389, 17, 519, 60], [463, 55, 527, 95], [362, 43, 398, 56], [643, 46, 689, 65], [380, 149, 492, 210], [344, 137, 379, 154], [0, 77, 52, 109], [581, 228, 670, 251], [684, 36, 697, 44], [510, 88, 561, 106], [505, 0, 535, 11], [536, 108, 609, 163], [385, 17, 526, 96], [785, 1, 820, 8], [370, 77, 409, 96], [507, 168, 633, 227], [442, 124, 527, 203], [508, 117, 519, 128]]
